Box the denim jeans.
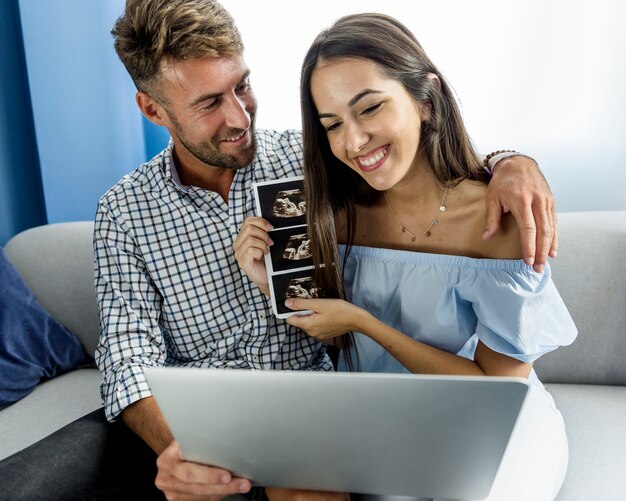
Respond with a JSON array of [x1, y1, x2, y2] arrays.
[[0, 408, 272, 501], [0, 408, 165, 501]]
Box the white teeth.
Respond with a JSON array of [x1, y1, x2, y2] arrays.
[[225, 131, 245, 142], [359, 148, 386, 167]]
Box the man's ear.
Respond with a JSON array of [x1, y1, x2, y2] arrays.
[[136, 91, 168, 127]]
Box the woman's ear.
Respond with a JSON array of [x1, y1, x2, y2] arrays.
[[426, 72, 441, 89], [420, 100, 433, 121], [421, 73, 441, 121]]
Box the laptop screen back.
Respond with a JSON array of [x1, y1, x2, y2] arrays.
[[145, 368, 529, 499]]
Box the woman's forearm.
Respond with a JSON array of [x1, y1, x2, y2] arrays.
[[354, 313, 486, 376]]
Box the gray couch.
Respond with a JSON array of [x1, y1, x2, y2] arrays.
[[1, 213, 625, 500], [0, 222, 102, 460]]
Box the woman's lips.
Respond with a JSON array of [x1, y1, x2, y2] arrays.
[[356, 145, 390, 172]]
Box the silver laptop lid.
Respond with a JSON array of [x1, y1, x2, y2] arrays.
[[145, 368, 529, 499]]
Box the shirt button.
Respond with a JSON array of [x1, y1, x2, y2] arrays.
[[253, 355, 259, 361], [260, 313, 266, 319]]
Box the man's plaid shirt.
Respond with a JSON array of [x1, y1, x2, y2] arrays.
[[94, 129, 332, 421]]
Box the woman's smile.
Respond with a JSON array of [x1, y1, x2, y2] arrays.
[[355, 145, 390, 172]]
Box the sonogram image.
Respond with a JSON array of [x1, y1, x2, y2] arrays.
[[284, 277, 319, 300], [272, 189, 306, 218], [282, 234, 312, 261]]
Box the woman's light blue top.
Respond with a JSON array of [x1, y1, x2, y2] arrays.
[[337, 245, 577, 385]]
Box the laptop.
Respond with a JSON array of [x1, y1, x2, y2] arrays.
[[145, 368, 529, 500]]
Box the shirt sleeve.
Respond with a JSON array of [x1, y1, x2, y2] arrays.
[[457, 263, 577, 364], [94, 199, 166, 422]]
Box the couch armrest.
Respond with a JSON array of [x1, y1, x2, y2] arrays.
[[4, 221, 99, 357]]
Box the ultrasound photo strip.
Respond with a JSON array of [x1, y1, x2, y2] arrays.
[[253, 176, 316, 318]]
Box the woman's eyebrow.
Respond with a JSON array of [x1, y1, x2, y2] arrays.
[[318, 89, 383, 118], [348, 89, 382, 107]]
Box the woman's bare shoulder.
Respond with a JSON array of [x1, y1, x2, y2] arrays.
[[449, 180, 522, 260]]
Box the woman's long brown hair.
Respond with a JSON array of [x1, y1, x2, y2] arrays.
[[300, 13, 489, 369]]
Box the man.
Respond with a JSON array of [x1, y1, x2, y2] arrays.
[[0, 1, 557, 500]]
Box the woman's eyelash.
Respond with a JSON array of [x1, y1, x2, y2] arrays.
[[323, 102, 383, 131], [362, 103, 382, 114]]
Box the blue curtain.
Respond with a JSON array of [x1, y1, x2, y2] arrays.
[[0, 0, 46, 246], [0, 0, 170, 246]]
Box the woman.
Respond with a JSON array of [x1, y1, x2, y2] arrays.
[[236, 13, 576, 501]]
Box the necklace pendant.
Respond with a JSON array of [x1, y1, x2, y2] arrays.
[[383, 186, 449, 244]]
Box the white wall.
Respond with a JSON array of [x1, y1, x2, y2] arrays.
[[221, 0, 626, 212]]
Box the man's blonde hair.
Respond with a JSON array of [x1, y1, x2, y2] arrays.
[[112, 0, 243, 98]]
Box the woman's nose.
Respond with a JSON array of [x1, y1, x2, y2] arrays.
[[345, 122, 369, 155]]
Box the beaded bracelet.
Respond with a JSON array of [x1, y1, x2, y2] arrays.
[[483, 150, 536, 175]]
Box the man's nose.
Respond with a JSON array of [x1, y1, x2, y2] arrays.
[[223, 93, 251, 130]]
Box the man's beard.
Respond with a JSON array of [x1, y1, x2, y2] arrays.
[[170, 113, 257, 170]]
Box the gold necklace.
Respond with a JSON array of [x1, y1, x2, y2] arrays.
[[383, 185, 449, 241]]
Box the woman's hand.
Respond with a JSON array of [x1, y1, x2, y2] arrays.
[[285, 298, 368, 341], [233, 217, 273, 294]]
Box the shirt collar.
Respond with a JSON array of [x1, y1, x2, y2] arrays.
[[162, 139, 189, 193]]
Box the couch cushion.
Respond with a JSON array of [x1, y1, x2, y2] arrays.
[[547, 383, 626, 501], [3, 221, 100, 357], [0, 368, 102, 460], [0, 248, 90, 409], [534, 211, 626, 385]]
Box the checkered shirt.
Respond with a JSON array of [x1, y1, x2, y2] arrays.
[[94, 129, 332, 421]]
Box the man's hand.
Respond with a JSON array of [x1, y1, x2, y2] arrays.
[[483, 156, 557, 272], [155, 441, 252, 501], [233, 217, 274, 295], [123, 398, 251, 500]]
